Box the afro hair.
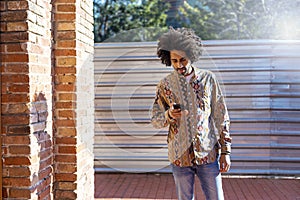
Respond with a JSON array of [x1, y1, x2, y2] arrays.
[[157, 27, 203, 66]]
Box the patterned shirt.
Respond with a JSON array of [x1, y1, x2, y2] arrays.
[[151, 67, 231, 167]]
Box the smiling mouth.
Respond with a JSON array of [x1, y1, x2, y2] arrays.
[[177, 67, 187, 74]]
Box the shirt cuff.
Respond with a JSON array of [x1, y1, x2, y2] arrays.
[[221, 145, 231, 155]]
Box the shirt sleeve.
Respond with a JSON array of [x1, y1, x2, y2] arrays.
[[211, 74, 232, 155], [151, 82, 174, 129]]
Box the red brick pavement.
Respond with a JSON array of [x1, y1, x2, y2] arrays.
[[95, 173, 300, 200]]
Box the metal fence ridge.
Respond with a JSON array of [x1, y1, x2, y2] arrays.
[[94, 40, 300, 177]]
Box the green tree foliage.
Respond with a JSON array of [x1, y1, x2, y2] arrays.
[[93, 0, 170, 42], [177, 0, 300, 40], [94, 0, 300, 41]]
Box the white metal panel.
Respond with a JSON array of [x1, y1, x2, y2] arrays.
[[94, 40, 300, 176]]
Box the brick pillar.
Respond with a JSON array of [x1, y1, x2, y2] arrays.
[[52, 0, 94, 199], [1, 0, 53, 199], [1, 0, 94, 199]]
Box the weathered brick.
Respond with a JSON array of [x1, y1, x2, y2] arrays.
[[2, 94, 29, 103], [55, 102, 75, 109], [3, 135, 30, 144], [2, 53, 29, 62], [38, 37, 51, 46], [2, 188, 8, 198], [55, 155, 76, 163], [0, 32, 29, 43], [55, 13, 76, 21], [31, 121, 46, 132], [57, 22, 75, 31], [9, 188, 31, 199], [55, 137, 76, 145], [55, 49, 76, 56], [5, 43, 27, 52], [0, 22, 7, 32], [9, 145, 30, 155], [0, 1, 6, 11], [55, 67, 76, 74], [35, 177, 51, 194], [38, 111, 48, 122], [55, 173, 76, 182], [38, 166, 52, 180], [34, 131, 51, 141], [58, 110, 76, 119], [0, 11, 27, 21], [7, 83, 30, 93], [2, 114, 29, 125], [3, 178, 30, 188], [57, 57, 76, 66], [31, 101, 47, 113], [55, 84, 76, 92], [37, 185, 51, 200], [55, 163, 76, 173], [55, 190, 77, 199], [3, 63, 29, 73], [39, 148, 52, 160], [39, 156, 53, 171], [3, 156, 31, 166], [7, 125, 31, 135], [7, 1, 29, 10], [57, 5, 76, 12], [56, 31, 76, 40], [58, 145, 76, 154], [55, 182, 76, 190], [30, 113, 38, 123], [2, 103, 29, 114], [2, 74, 29, 83], [56, 74, 76, 83], [3, 166, 31, 177], [58, 93, 76, 101], [56, 119, 76, 127], [40, 139, 52, 149], [7, 21, 28, 31], [28, 43, 44, 54]]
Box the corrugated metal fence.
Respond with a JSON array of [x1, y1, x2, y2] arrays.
[[94, 40, 300, 177]]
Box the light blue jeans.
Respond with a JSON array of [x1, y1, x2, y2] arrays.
[[171, 160, 224, 200]]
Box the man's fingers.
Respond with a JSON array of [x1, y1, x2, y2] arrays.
[[169, 108, 182, 118], [220, 161, 230, 173], [224, 164, 230, 172]]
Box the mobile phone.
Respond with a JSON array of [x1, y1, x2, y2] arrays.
[[173, 103, 181, 110]]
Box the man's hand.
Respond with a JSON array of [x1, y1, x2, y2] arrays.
[[168, 103, 189, 119], [219, 154, 231, 173], [168, 106, 182, 119]]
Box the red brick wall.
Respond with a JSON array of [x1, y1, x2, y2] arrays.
[[52, 0, 78, 198], [52, 0, 94, 198], [1, 0, 94, 199], [1, 0, 54, 198]]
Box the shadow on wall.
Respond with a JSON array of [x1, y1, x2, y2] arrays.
[[30, 92, 53, 199]]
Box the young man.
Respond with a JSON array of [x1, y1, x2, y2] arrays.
[[151, 27, 232, 200]]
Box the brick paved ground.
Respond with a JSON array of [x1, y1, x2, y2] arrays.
[[95, 173, 300, 200]]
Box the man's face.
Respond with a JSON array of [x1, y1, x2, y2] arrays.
[[170, 50, 192, 76]]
